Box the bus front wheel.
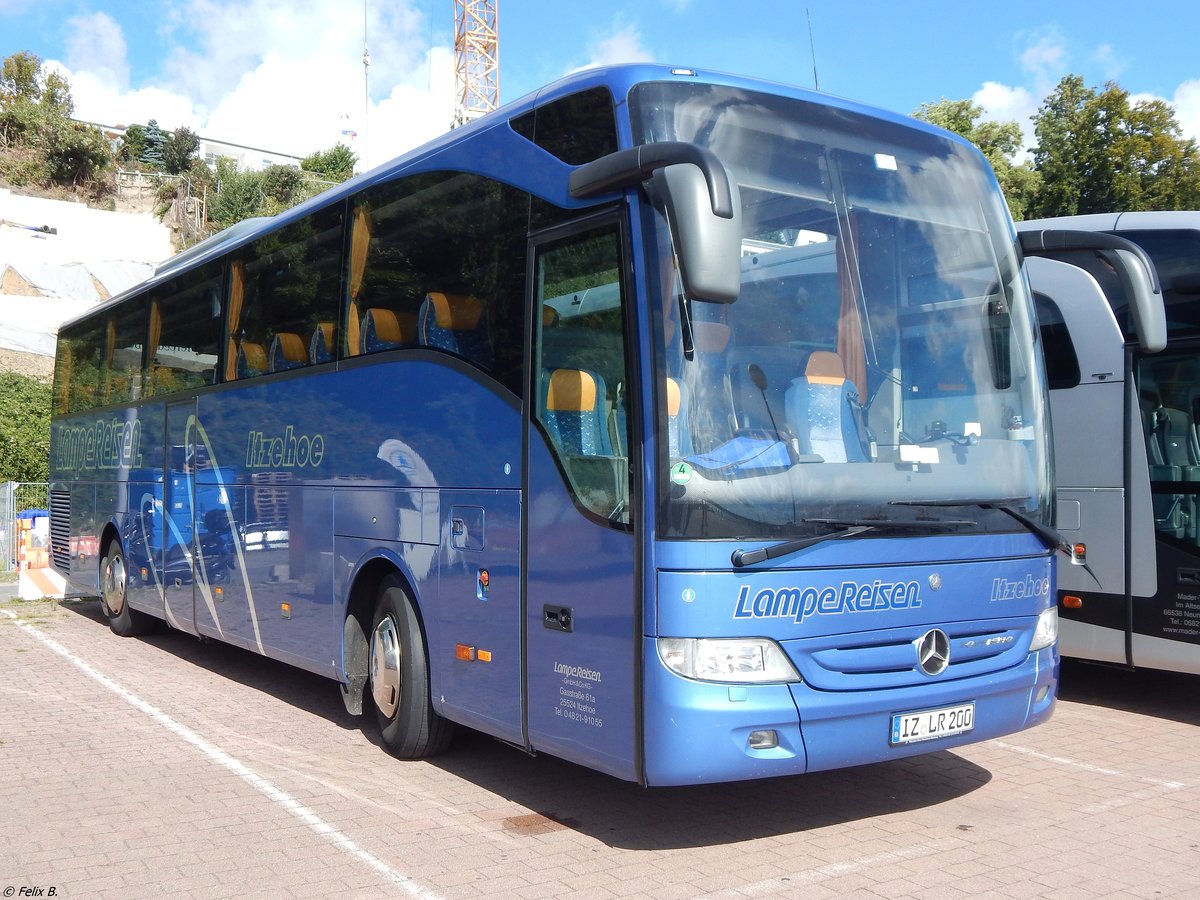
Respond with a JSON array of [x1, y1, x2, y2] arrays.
[[369, 575, 453, 758], [100, 540, 155, 637]]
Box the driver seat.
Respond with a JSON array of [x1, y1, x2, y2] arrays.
[[785, 351, 867, 463]]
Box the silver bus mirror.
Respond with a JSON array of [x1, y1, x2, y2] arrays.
[[1019, 229, 1166, 353], [570, 141, 742, 303]]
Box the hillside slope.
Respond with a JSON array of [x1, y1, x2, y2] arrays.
[[0, 187, 172, 380]]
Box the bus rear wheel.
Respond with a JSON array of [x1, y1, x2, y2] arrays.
[[369, 575, 453, 758], [100, 540, 155, 637]]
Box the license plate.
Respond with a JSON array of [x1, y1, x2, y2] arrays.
[[890, 702, 975, 745]]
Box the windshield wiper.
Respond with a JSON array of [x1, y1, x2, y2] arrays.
[[893, 497, 1099, 585], [730, 515, 975, 568], [731, 524, 874, 568], [889, 498, 1071, 554]]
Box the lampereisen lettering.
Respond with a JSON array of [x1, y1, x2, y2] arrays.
[[245, 426, 325, 469], [554, 662, 602, 682], [53, 417, 142, 473], [733, 579, 921, 625], [990, 575, 1051, 601]]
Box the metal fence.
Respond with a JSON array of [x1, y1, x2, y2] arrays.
[[1, 482, 50, 573]]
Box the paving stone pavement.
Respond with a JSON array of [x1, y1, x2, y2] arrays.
[[2, 595, 1198, 899]]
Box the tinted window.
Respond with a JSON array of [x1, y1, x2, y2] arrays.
[[346, 171, 527, 395], [56, 319, 105, 414], [103, 299, 146, 405], [1034, 293, 1081, 390], [146, 260, 224, 397], [510, 87, 618, 165], [226, 205, 345, 380], [1114, 229, 1200, 340]]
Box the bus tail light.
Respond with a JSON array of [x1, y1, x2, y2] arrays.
[[658, 637, 801, 684], [1071, 542, 1086, 565]]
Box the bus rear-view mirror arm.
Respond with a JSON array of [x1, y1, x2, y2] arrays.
[[1019, 229, 1167, 353], [570, 141, 742, 304]]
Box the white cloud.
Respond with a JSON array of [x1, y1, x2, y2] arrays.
[[973, 81, 1038, 156], [64, 66, 199, 130], [64, 11, 130, 90], [571, 22, 654, 73], [1016, 28, 1069, 99], [48, 0, 453, 170], [1090, 44, 1127, 82], [1171, 79, 1200, 143]]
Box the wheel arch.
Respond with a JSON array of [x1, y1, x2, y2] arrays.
[[98, 521, 123, 582], [339, 550, 430, 716]]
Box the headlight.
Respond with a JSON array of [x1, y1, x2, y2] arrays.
[[1029, 606, 1058, 652], [658, 637, 801, 684]]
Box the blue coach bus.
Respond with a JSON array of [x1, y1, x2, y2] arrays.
[[50, 65, 1061, 785]]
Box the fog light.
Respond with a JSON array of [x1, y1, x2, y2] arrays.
[[748, 729, 778, 750]]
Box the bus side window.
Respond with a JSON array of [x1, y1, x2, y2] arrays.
[[146, 262, 224, 397], [345, 172, 526, 394], [533, 226, 631, 526], [226, 206, 344, 381]]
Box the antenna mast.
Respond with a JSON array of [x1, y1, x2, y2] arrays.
[[362, 0, 371, 163], [807, 8, 820, 92], [453, 0, 499, 128]]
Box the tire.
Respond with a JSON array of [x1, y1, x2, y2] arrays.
[[369, 575, 454, 758], [100, 540, 155, 637]]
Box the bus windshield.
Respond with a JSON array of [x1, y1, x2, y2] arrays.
[[632, 82, 1052, 540]]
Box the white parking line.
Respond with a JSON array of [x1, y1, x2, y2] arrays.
[[700, 838, 963, 897], [1, 608, 443, 900], [992, 739, 1186, 790]]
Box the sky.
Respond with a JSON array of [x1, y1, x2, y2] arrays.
[[1, 0, 1198, 171]]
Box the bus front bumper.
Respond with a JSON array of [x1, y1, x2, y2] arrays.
[[642, 639, 1057, 786]]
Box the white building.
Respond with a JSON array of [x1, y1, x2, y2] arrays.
[[83, 121, 304, 172]]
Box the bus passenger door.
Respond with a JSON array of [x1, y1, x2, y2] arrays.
[[523, 220, 640, 782], [162, 400, 198, 634]]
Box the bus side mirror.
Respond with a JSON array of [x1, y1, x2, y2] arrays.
[[1019, 229, 1167, 353], [1108, 247, 1166, 353], [569, 141, 742, 303], [653, 162, 742, 303]]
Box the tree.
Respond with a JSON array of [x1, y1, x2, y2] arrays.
[[261, 163, 304, 208], [0, 51, 73, 149], [117, 123, 146, 165], [161, 125, 200, 175], [0, 372, 51, 485], [1029, 75, 1200, 217], [209, 158, 265, 230], [302, 143, 357, 182], [141, 119, 166, 167], [44, 119, 111, 185], [0, 51, 43, 103], [913, 98, 1041, 220]]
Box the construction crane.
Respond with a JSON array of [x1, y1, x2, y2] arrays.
[[452, 0, 499, 128]]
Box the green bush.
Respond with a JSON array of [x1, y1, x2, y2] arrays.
[[0, 372, 51, 485]]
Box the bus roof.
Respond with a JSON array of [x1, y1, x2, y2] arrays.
[[62, 63, 979, 331], [1020, 211, 1200, 233]]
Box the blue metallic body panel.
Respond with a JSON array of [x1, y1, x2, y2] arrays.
[[435, 489, 523, 744], [524, 432, 639, 782], [644, 544, 1057, 784]]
